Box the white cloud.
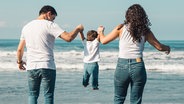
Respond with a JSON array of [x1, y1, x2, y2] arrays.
[[0, 21, 6, 28]]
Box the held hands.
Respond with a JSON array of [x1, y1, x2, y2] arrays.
[[76, 24, 84, 32], [97, 26, 105, 34]]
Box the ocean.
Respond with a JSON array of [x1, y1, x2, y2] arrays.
[[0, 39, 184, 104], [0, 39, 184, 73]]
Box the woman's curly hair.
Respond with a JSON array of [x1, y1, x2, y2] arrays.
[[124, 4, 151, 42]]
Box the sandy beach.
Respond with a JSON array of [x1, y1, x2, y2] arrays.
[[0, 70, 184, 104]]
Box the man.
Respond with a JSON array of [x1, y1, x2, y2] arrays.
[[16, 5, 83, 104]]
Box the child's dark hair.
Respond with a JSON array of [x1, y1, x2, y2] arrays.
[[87, 30, 98, 41], [39, 5, 57, 16]]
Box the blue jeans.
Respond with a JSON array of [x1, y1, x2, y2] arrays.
[[114, 58, 147, 104], [27, 69, 56, 104], [83, 62, 99, 88]]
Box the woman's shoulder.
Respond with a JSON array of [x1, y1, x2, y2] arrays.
[[116, 24, 124, 30]]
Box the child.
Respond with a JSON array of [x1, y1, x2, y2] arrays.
[[79, 30, 100, 90]]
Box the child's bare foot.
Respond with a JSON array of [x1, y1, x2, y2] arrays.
[[92, 87, 99, 90]]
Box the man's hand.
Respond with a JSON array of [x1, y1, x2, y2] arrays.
[[76, 24, 84, 32], [18, 61, 26, 70]]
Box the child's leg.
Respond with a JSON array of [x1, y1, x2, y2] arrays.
[[91, 62, 99, 89], [83, 63, 90, 87]]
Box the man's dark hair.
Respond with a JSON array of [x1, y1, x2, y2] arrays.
[[39, 5, 57, 16]]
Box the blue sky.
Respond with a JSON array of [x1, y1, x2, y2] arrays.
[[0, 0, 184, 40]]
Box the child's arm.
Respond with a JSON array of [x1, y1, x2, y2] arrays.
[[79, 31, 85, 41], [96, 33, 100, 42]]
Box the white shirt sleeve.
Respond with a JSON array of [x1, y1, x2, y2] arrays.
[[49, 22, 65, 38]]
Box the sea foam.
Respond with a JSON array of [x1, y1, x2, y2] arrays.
[[1, 50, 184, 74]]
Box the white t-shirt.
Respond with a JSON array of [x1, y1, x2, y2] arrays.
[[118, 25, 145, 59], [21, 20, 65, 70], [82, 39, 100, 63]]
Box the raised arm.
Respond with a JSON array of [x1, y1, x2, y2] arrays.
[[96, 33, 100, 42], [146, 31, 170, 54], [79, 31, 85, 41], [98, 24, 123, 44], [59, 24, 84, 42]]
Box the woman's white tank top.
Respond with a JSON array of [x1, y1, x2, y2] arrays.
[[118, 25, 145, 59]]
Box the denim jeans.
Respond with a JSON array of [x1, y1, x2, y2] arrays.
[[27, 69, 56, 104], [83, 62, 99, 89], [114, 58, 147, 104]]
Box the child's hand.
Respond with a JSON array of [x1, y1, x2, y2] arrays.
[[97, 26, 105, 34], [79, 27, 85, 40]]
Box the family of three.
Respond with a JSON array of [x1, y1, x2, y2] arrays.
[[17, 4, 170, 104]]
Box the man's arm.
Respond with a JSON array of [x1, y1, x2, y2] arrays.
[[59, 24, 84, 42], [16, 40, 26, 70]]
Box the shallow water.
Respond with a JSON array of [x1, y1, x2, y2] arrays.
[[0, 70, 184, 104]]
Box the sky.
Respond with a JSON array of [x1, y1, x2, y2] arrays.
[[0, 0, 184, 40]]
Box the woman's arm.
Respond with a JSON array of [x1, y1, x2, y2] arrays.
[[98, 24, 123, 44], [146, 31, 170, 54]]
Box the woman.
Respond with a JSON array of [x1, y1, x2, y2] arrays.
[[98, 4, 170, 104]]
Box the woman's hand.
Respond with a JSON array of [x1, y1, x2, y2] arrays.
[[97, 26, 105, 34]]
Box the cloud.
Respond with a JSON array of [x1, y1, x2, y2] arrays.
[[0, 21, 7, 28]]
